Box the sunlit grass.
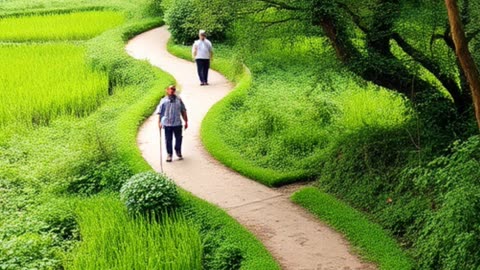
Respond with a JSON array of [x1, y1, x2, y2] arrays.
[[334, 86, 412, 130], [0, 44, 108, 127], [0, 11, 124, 41], [66, 194, 202, 270]]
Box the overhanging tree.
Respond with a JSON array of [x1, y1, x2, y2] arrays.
[[241, 0, 480, 119]]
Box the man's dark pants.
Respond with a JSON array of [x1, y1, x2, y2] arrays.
[[164, 126, 183, 155], [196, 59, 210, 83]]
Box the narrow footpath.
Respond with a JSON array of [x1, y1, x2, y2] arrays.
[[126, 26, 375, 270]]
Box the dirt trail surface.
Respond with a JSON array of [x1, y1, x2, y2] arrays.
[[126, 26, 375, 270]]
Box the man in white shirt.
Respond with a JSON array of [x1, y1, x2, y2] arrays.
[[192, 29, 213, 86]]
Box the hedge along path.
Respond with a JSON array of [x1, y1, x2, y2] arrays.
[[127, 26, 375, 270]]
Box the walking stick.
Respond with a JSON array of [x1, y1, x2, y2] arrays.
[[159, 125, 164, 173]]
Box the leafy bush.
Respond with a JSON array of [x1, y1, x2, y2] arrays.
[[163, 0, 195, 44], [0, 191, 78, 270], [164, 0, 235, 44], [142, 0, 163, 17], [120, 172, 180, 214], [407, 136, 480, 269], [209, 244, 243, 270], [66, 159, 131, 195]]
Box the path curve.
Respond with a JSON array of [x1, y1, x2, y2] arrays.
[[126, 26, 374, 270]]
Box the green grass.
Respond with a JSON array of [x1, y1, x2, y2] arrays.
[[0, 11, 124, 41], [291, 187, 413, 270], [0, 43, 108, 127], [66, 194, 202, 270], [168, 38, 412, 187], [180, 191, 281, 270], [0, 11, 279, 268], [167, 41, 312, 186]]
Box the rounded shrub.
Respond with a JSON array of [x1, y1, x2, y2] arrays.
[[120, 172, 180, 214], [164, 0, 235, 44], [164, 0, 195, 44]]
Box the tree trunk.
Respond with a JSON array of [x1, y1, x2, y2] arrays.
[[445, 0, 480, 129]]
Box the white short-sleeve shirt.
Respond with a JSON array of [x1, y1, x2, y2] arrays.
[[193, 39, 213, 59]]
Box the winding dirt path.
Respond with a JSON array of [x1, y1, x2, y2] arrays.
[[126, 26, 374, 270]]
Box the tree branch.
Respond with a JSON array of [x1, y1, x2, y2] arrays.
[[392, 32, 466, 111], [255, 0, 304, 11], [336, 2, 369, 33]]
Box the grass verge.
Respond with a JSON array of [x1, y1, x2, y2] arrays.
[[181, 191, 280, 270], [291, 187, 413, 270]]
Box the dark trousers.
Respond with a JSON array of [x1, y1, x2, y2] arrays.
[[196, 59, 210, 83], [164, 126, 183, 155]]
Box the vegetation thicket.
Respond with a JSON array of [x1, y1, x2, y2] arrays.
[[0, 1, 279, 269], [164, 0, 480, 268]]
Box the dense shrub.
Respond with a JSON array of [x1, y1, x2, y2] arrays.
[[164, 0, 235, 44], [319, 134, 480, 269], [120, 172, 180, 214], [407, 136, 480, 269], [163, 0, 195, 44], [142, 0, 163, 17], [317, 125, 416, 208]]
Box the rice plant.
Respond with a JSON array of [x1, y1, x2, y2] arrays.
[[0, 11, 124, 41], [66, 194, 202, 270], [0, 43, 108, 127]]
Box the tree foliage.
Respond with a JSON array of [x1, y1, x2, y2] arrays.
[[233, 0, 480, 122], [164, 0, 237, 44]]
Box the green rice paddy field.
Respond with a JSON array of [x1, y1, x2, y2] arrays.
[[0, 44, 108, 127], [0, 11, 124, 41]]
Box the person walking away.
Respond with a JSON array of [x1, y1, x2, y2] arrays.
[[192, 29, 213, 86], [157, 85, 188, 162]]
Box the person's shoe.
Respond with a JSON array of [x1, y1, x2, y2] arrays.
[[176, 151, 183, 160], [205, 82, 209, 85], [200, 82, 205, 86], [166, 154, 172, 162]]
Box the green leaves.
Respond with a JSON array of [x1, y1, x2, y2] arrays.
[[120, 172, 180, 214], [164, 0, 235, 44]]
